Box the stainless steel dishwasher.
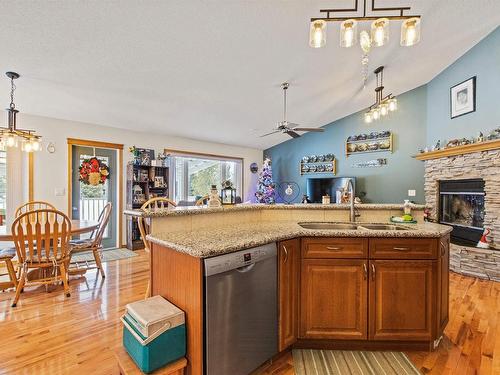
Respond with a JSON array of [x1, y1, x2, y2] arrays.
[[204, 243, 278, 375]]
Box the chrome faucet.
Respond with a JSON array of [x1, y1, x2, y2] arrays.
[[347, 179, 356, 222]]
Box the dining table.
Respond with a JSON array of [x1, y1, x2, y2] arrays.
[[0, 219, 99, 242]]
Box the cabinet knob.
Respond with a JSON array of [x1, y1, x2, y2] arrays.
[[371, 263, 376, 281], [282, 245, 289, 263], [363, 263, 368, 280]]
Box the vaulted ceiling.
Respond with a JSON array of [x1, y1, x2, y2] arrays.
[[0, 1, 498, 149]]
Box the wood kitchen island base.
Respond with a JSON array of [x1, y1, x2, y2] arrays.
[[150, 232, 451, 375]]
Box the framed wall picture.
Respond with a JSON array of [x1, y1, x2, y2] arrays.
[[450, 76, 476, 119]]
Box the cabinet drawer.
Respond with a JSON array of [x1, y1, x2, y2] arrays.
[[302, 238, 368, 259], [369, 238, 438, 259]]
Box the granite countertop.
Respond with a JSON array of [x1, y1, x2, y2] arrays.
[[146, 221, 452, 258], [125, 203, 427, 218]]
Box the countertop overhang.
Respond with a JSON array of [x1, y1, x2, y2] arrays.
[[146, 221, 452, 258], [125, 203, 427, 218]]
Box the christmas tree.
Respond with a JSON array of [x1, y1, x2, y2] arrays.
[[255, 158, 276, 204]]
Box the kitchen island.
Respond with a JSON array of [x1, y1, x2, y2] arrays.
[[128, 204, 451, 375]]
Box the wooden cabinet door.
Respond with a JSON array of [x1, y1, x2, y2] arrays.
[[438, 235, 450, 334], [300, 259, 368, 340], [369, 260, 436, 341], [278, 239, 300, 351]]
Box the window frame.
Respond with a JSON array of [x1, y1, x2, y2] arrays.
[[165, 149, 244, 204]]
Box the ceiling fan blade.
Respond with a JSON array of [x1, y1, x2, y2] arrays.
[[260, 130, 280, 137], [286, 130, 301, 138], [292, 127, 325, 132]]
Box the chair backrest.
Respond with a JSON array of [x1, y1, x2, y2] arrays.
[[138, 198, 177, 252], [141, 197, 177, 211], [15, 201, 56, 218], [90, 202, 113, 247], [12, 209, 72, 264], [195, 195, 209, 206]]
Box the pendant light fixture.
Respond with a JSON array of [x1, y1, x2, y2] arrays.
[[309, 1, 421, 49], [0, 72, 41, 152], [364, 66, 397, 124], [400, 17, 421, 46], [340, 19, 357, 48], [309, 20, 327, 48]]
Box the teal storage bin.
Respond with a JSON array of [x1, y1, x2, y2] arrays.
[[121, 296, 186, 373]]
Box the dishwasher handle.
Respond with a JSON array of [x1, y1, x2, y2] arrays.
[[235, 263, 256, 273]]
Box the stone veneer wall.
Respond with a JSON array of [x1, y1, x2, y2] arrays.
[[424, 149, 500, 281], [424, 149, 500, 249]]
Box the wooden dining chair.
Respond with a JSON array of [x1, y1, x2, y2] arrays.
[[11, 209, 72, 307], [68, 203, 112, 278], [138, 197, 177, 298], [15, 201, 56, 218], [195, 195, 210, 206], [0, 201, 57, 291]]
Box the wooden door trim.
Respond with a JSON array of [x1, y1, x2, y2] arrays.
[[67, 138, 124, 150], [28, 152, 34, 201], [67, 138, 124, 248]]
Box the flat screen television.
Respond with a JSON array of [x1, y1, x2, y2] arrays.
[[306, 177, 356, 203]]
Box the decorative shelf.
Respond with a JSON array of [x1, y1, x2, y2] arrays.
[[414, 139, 500, 160], [300, 159, 337, 176], [345, 133, 393, 157]]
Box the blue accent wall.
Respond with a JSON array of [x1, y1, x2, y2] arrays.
[[426, 26, 500, 144], [265, 26, 500, 204], [266, 85, 427, 204]]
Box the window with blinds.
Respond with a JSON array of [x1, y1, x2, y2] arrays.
[[169, 153, 242, 205]]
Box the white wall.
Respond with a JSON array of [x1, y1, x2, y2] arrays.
[[20, 113, 263, 244]]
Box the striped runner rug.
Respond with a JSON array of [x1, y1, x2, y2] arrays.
[[71, 248, 138, 263], [292, 349, 421, 375]]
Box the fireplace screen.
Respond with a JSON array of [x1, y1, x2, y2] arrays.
[[440, 192, 485, 229]]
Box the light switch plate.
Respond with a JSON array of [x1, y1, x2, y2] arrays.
[[408, 189, 416, 197], [55, 188, 66, 196]]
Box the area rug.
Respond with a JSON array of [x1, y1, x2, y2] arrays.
[[71, 248, 138, 263], [292, 349, 421, 375]]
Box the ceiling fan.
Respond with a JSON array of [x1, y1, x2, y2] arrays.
[[260, 82, 325, 139]]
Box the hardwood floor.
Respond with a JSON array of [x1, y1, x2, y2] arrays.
[[0, 251, 498, 374], [0, 250, 149, 375]]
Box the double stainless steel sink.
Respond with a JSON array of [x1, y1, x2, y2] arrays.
[[298, 222, 411, 231]]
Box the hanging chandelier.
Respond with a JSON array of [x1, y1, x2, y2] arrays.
[[309, 1, 421, 49], [364, 66, 397, 124], [0, 72, 41, 152]]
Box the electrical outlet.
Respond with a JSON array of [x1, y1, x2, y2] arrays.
[[55, 188, 66, 196], [408, 189, 416, 197]]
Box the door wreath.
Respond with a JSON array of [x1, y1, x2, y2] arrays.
[[79, 157, 110, 186]]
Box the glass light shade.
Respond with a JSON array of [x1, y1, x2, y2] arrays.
[[309, 20, 327, 48], [371, 18, 389, 47], [372, 108, 380, 120], [6, 134, 16, 147], [22, 140, 33, 152], [32, 139, 40, 151], [364, 112, 373, 123], [359, 30, 371, 53], [380, 103, 389, 116], [340, 19, 357, 48], [401, 17, 421, 46], [388, 98, 398, 111]]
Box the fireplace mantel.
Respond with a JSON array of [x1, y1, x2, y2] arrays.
[[414, 139, 500, 160]]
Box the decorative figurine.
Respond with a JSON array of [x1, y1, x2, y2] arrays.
[[477, 228, 491, 249], [433, 140, 441, 151], [301, 194, 310, 204], [208, 185, 222, 208], [477, 131, 484, 142]]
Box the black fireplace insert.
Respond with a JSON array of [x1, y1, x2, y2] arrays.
[[439, 179, 485, 246]]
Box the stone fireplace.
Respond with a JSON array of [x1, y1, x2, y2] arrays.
[[422, 147, 500, 281]]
